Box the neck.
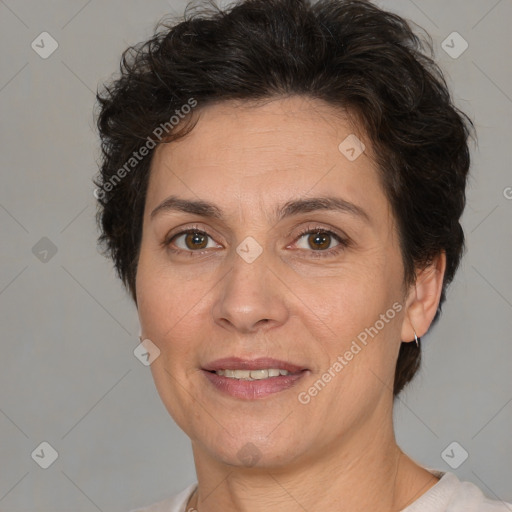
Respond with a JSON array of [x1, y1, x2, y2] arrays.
[[188, 401, 438, 512]]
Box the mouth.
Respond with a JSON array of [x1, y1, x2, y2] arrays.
[[203, 357, 306, 377], [201, 357, 309, 399], [213, 368, 292, 380]]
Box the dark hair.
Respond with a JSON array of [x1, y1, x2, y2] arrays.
[[94, 0, 473, 396]]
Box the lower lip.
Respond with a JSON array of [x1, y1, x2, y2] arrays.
[[202, 370, 308, 399]]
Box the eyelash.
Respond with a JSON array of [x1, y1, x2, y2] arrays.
[[163, 224, 350, 259]]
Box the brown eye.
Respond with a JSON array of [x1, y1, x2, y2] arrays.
[[183, 232, 209, 250], [296, 230, 339, 251], [167, 230, 217, 252], [307, 231, 332, 250], [292, 227, 349, 258]]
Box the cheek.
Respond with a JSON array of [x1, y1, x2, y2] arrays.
[[136, 263, 207, 429], [300, 257, 404, 386], [136, 250, 204, 338], [299, 261, 396, 334], [135, 259, 216, 419]]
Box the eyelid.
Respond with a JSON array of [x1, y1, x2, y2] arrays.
[[163, 223, 222, 246], [287, 224, 351, 257], [163, 222, 351, 256], [288, 223, 350, 246]]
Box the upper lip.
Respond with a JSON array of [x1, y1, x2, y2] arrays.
[[202, 357, 307, 373]]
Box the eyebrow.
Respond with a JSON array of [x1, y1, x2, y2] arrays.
[[150, 194, 370, 223]]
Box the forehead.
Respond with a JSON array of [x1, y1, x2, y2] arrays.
[[146, 95, 388, 223], [154, 96, 364, 169]]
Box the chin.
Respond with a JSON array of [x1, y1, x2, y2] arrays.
[[196, 430, 309, 470]]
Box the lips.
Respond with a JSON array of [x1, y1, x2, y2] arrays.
[[202, 357, 306, 374], [201, 357, 309, 399]]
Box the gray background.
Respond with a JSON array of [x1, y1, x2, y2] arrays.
[[0, 0, 511, 510]]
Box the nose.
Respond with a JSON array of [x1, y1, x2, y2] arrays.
[[212, 250, 289, 334]]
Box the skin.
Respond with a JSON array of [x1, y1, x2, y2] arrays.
[[135, 96, 446, 511]]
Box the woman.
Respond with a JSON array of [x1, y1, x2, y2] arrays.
[[94, 0, 511, 510]]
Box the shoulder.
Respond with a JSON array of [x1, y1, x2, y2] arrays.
[[447, 476, 512, 512], [403, 470, 512, 512], [127, 474, 512, 512], [129, 483, 197, 512]]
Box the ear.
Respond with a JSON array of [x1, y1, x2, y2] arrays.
[[401, 251, 446, 343]]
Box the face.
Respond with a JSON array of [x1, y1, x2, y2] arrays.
[[136, 96, 409, 469]]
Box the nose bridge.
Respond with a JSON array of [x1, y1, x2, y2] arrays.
[[212, 240, 288, 332]]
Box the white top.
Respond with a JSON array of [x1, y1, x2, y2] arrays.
[[130, 469, 512, 512]]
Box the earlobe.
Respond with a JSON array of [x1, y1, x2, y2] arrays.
[[401, 252, 446, 344]]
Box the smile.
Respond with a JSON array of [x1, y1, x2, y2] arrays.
[[214, 369, 291, 379]]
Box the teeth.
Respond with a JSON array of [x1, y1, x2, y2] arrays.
[[215, 368, 290, 379], [249, 369, 268, 379]]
